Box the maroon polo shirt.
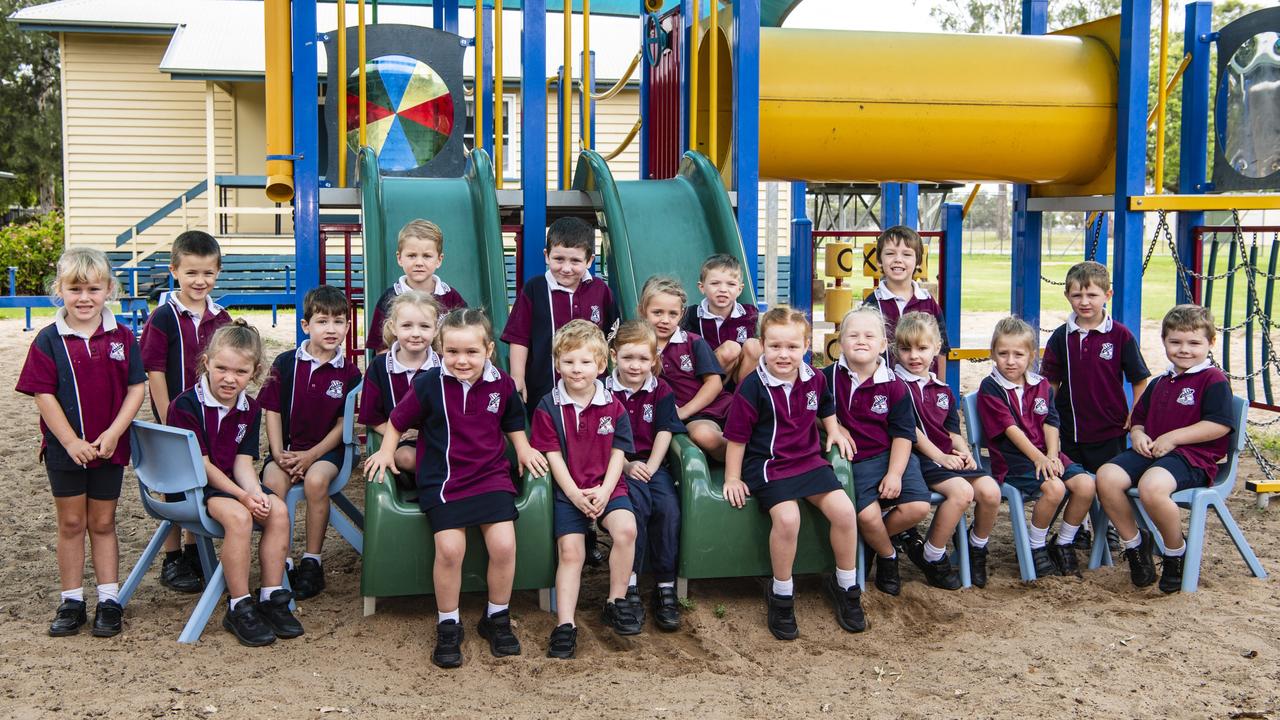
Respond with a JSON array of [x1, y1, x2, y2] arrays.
[[16, 309, 146, 470], [530, 381, 634, 501], [1041, 313, 1150, 444], [167, 378, 261, 478], [358, 343, 441, 427], [604, 372, 686, 460], [140, 294, 232, 405], [366, 275, 467, 354], [724, 364, 835, 485], [660, 328, 732, 421], [1131, 361, 1234, 480], [821, 358, 917, 462], [864, 281, 950, 355], [680, 299, 759, 348], [389, 362, 526, 511], [257, 343, 361, 452], [977, 371, 1071, 482], [895, 365, 962, 455]]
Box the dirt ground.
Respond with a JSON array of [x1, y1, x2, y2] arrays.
[[2, 313, 1279, 720]]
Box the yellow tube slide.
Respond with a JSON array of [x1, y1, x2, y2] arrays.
[[264, 0, 294, 202]]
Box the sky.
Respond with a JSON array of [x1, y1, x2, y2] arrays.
[[782, 0, 945, 32]]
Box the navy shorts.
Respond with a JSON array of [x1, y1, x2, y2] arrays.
[[687, 413, 726, 429], [1003, 462, 1091, 498], [749, 465, 844, 512], [426, 490, 518, 531], [203, 483, 274, 504], [851, 452, 931, 512], [1105, 449, 1208, 493], [1062, 436, 1128, 475], [262, 447, 345, 478], [918, 457, 991, 487], [554, 491, 634, 538], [48, 464, 125, 500]]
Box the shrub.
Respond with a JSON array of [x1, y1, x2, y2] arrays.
[[0, 212, 63, 295]]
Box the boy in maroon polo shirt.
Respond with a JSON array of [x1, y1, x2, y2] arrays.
[[1042, 261, 1151, 473], [366, 219, 466, 354], [1096, 305, 1235, 593], [530, 321, 638, 658], [260, 286, 362, 600], [680, 253, 762, 384], [978, 317, 1095, 579], [863, 226, 949, 374], [140, 231, 231, 593]]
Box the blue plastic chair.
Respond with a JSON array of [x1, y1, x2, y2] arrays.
[[855, 491, 972, 590], [118, 420, 293, 644], [1096, 395, 1266, 593], [281, 380, 364, 556]]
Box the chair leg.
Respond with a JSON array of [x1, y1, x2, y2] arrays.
[[675, 577, 689, 600], [332, 492, 365, 531], [953, 514, 971, 589], [363, 596, 377, 617], [539, 587, 555, 612], [195, 536, 218, 580], [1002, 486, 1035, 583], [119, 520, 171, 607], [178, 562, 226, 645], [1088, 500, 1113, 569], [1181, 495, 1211, 593], [856, 537, 867, 591], [1130, 497, 1168, 555], [1212, 500, 1268, 580], [328, 505, 364, 555]]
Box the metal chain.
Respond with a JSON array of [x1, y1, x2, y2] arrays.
[[1085, 214, 1103, 263], [1245, 434, 1280, 487]]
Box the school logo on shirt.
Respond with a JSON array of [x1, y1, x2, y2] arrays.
[[487, 392, 502, 414], [1099, 342, 1115, 360], [679, 354, 693, 372], [1033, 398, 1049, 415], [1177, 387, 1196, 406], [936, 393, 950, 410], [806, 391, 818, 411], [109, 342, 125, 361], [597, 416, 614, 435], [235, 423, 248, 443], [871, 395, 889, 414], [736, 325, 748, 343], [642, 403, 654, 423], [590, 305, 602, 324], [326, 380, 345, 399]]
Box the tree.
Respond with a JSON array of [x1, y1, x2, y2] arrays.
[[0, 0, 61, 211]]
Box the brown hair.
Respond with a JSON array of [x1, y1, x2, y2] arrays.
[[381, 290, 441, 349], [437, 306, 494, 347], [758, 306, 811, 344], [638, 275, 688, 316], [553, 319, 608, 366], [397, 219, 445, 255], [50, 246, 118, 301], [895, 311, 943, 352], [1064, 260, 1111, 293], [170, 230, 222, 269], [699, 253, 743, 282], [199, 318, 266, 386], [546, 216, 595, 257], [990, 316, 1037, 356], [303, 284, 350, 322], [1161, 304, 1216, 343], [875, 225, 925, 268], [610, 319, 660, 375]]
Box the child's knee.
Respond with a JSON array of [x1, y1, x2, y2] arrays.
[[86, 514, 116, 536], [1040, 477, 1065, 502], [1096, 464, 1129, 492], [900, 500, 931, 524], [825, 498, 857, 530], [436, 534, 467, 566], [394, 447, 417, 471], [557, 537, 586, 566], [1137, 472, 1176, 503], [770, 502, 802, 537], [1067, 473, 1096, 498], [223, 507, 253, 535], [486, 530, 516, 562], [973, 478, 1001, 507], [947, 480, 974, 506], [856, 503, 884, 527], [610, 515, 638, 545], [58, 513, 87, 537], [742, 338, 762, 360], [303, 472, 333, 499], [718, 341, 743, 365]]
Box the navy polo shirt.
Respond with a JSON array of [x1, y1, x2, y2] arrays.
[[358, 343, 441, 428], [725, 364, 835, 484], [864, 282, 950, 355], [140, 295, 232, 404], [822, 358, 917, 462], [680, 299, 759, 348], [660, 328, 732, 421], [16, 309, 146, 470], [389, 362, 526, 511], [530, 380, 634, 501], [167, 378, 261, 478], [977, 371, 1072, 482], [366, 275, 467, 354], [894, 365, 962, 454], [258, 342, 361, 452], [604, 372, 685, 460], [1041, 313, 1150, 443], [1131, 361, 1234, 480]]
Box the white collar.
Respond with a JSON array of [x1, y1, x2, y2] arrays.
[[836, 355, 894, 384], [196, 374, 250, 412], [553, 379, 611, 409], [54, 307, 116, 338], [166, 292, 223, 318], [873, 280, 930, 303], [1066, 311, 1113, 334], [893, 363, 943, 387], [990, 369, 1043, 390], [1166, 359, 1213, 377], [696, 298, 746, 321], [387, 342, 440, 374], [605, 370, 657, 397], [442, 360, 501, 385], [544, 268, 592, 293], [667, 328, 689, 345], [297, 340, 345, 368], [394, 274, 453, 298], [757, 362, 814, 387]]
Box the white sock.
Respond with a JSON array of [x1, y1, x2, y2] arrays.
[[259, 585, 282, 602], [923, 541, 946, 563], [879, 550, 897, 560], [657, 581, 675, 589], [1164, 542, 1186, 558], [486, 602, 508, 618], [438, 609, 460, 623], [229, 594, 251, 610], [968, 530, 989, 549], [1029, 523, 1049, 550], [1057, 522, 1080, 545], [303, 552, 322, 566], [628, 572, 637, 587], [1121, 533, 1142, 550], [285, 557, 294, 571], [771, 576, 794, 597], [60, 587, 84, 602], [96, 583, 120, 604], [835, 567, 857, 591]]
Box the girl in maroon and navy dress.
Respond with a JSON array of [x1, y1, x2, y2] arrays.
[[364, 308, 548, 669], [17, 247, 146, 638]]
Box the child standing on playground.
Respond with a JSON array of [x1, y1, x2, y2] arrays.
[[364, 308, 547, 668], [893, 312, 1001, 589], [259, 286, 362, 601], [978, 316, 1095, 579], [640, 276, 732, 461], [680, 253, 762, 384], [531, 321, 639, 657], [140, 230, 231, 594], [366, 219, 467, 354], [358, 291, 442, 486], [1096, 305, 1235, 594], [605, 320, 686, 631], [167, 321, 303, 646], [723, 307, 861, 640], [17, 247, 146, 638], [823, 306, 931, 596], [864, 226, 949, 372]]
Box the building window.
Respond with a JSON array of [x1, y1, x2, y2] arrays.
[[465, 93, 518, 180]]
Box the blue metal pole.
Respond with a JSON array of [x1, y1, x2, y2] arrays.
[[942, 202, 963, 396], [522, 0, 548, 280], [444, 0, 459, 34], [733, 0, 760, 288], [292, 0, 320, 344], [680, 0, 692, 154], [903, 183, 919, 229], [481, 4, 494, 158], [638, 1, 651, 179], [1113, 0, 1152, 342], [1175, 1, 1212, 305], [433, 1, 445, 29], [789, 181, 812, 317], [881, 183, 901, 227], [1011, 0, 1047, 332]]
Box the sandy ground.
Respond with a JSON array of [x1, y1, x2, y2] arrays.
[[2, 313, 1280, 720]]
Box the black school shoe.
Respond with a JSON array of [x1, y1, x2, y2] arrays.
[[477, 610, 522, 657], [1031, 546, 1059, 579], [49, 599, 87, 637], [1124, 529, 1157, 587], [222, 600, 276, 647], [764, 587, 798, 641], [652, 585, 681, 632], [257, 589, 304, 639], [1048, 534, 1081, 578], [822, 574, 867, 633], [602, 599, 642, 636], [895, 528, 928, 574], [921, 555, 963, 590], [585, 528, 605, 567], [1073, 527, 1094, 552], [872, 554, 902, 596], [289, 557, 325, 601], [432, 620, 465, 668], [547, 623, 578, 659], [969, 544, 989, 588], [160, 552, 203, 594], [91, 600, 123, 637], [625, 585, 646, 628], [1159, 549, 1186, 594]]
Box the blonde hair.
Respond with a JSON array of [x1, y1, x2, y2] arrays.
[[838, 305, 888, 339], [638, 275, 687, 316], [437, 307, 494, 347], [554, 319, 609, 366], [397, 219, 444, 255], [199, 318, 267, 386], [1162, 304, 1216, 343], [610, 319, 660, 375], [895, 311, 943, 352], [381, 290, 441, 350], [50, 247, 117, 301], [1064, 260, 1111, 293], [758, 306, 810, 343], [990, 316, 1038, 355]]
